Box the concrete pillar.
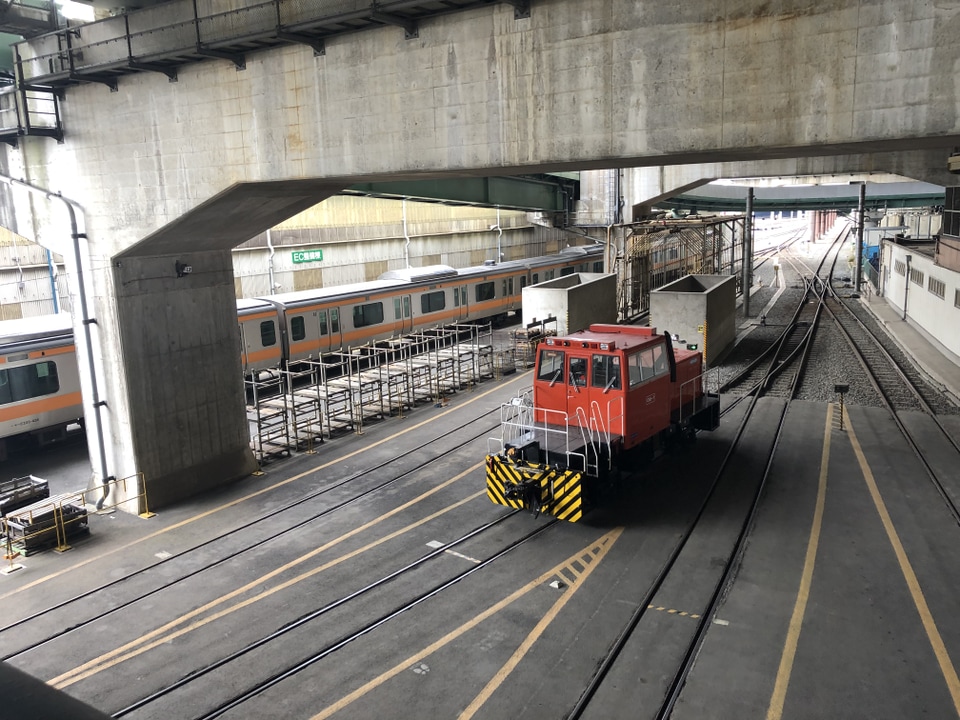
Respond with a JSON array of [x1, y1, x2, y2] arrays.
[[110, 249, 257, 510]]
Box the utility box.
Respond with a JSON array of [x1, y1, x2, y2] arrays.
[[650, 274, 736, 366], [522, 273, 617, 337]]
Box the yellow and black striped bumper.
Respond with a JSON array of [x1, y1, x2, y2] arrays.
[[485, 454, 586, 522]]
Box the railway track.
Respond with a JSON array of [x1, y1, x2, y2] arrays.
[[117, 512, 552, 719], [0, 387, 515, 661]]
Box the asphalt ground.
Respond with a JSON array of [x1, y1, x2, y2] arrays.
[[2, 338, 960, 718]]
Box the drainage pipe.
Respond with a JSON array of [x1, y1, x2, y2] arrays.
[[266, 228, 276, 291]]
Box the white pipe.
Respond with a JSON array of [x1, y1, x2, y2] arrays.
[[495, 206, 502, 263], [403, 198, 411, 268], [266, 228, 276, 291], [0, 173, 112, 502]]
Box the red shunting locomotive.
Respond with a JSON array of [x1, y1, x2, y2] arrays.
[[485, 324, 720, 521]]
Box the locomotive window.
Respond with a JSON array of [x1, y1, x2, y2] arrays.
[[421, 291, 446, 314], [627, 351, 655, 387], [651, 345, 669, 375], [353, 302, 384, 328], [318, 310, 328, 336], [260, 321, 277, 347], [0, 361, 60, 405], [291, 316, 306, 342], [591, 354, 621, 391], [476, 282, 495, 302], [536, 349, 564, 384], [331, 308, 340, 333]]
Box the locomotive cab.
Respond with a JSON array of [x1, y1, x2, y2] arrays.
[[486, 324, 720, 522]]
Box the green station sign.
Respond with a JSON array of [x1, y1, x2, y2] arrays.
[[292, 249, 323, 264]]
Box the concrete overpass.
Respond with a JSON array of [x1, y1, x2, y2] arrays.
[[1, 0, 958, 508]]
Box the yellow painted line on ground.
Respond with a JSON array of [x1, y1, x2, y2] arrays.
[[766, 403, 834, 720], [0, 376, 527, 602], [846, 411, 960, 715], [458, 529, 624, 720], [311, 527, 624, 720], [51, 466, 484, 689]]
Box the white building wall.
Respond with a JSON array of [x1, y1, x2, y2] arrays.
[[881, 240, 960, 360]]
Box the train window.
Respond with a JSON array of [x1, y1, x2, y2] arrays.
[[502, 277, 514, 296], [627, 351, 652, 387], [476, 282, 495, 302], [260, 321, 277, 347], [520, 276, 527, 290], [318, 310, 328, 336], [394, 298, 402, 319], [651, 345, 669, 375], [422, 291, 445, 314], [546, 270, 556, 281], [353, 302, 383, 328], [291, 316, 306, 342], [331, 308, 340, 333], [532, 273, 539, 284], [0, 361, 60, 405], [453, 288, 460, 307], [591, 354, 621, 391], [593, 261, 604, 272], [569, 357, 587, 387], [536, 349, 564, 384], [561, 267, 574, 276]]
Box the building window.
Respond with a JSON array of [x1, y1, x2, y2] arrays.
[[894, 260, 906, 276], [353, 302, 384, 328], [909, 267, 924, 286], [0, 361, 60, 405], [928, 277, 946, 299], [476, 282, 495, 302], [291, 316, 305, 341], [955, 289, 960, 309], [260, 320, 276, 346], [421, 291, 446, 314]]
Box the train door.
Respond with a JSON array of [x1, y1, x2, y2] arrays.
[[454, 285, 468, 320], [395, 294, 413, 333], [566, 353, 592, 429]]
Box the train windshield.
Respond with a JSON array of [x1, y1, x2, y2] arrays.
[[536, 349, 564, 384]]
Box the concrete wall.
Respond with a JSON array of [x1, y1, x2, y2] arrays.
[[650, 274, 737, 366], [880, 241, 960, 361], [6, 0, 960, 507], [522, 273, 617, 336]]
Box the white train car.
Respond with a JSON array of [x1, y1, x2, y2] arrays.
[[0, 314, 83, 459], [2, 245, 606, 448], [239, 245, 605, 371]]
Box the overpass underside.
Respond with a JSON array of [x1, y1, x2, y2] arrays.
[[2, 0, 958, 510]]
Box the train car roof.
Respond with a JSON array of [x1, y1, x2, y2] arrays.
[[545, 324, 664, 353], [378, 265, 458, 283], [0, 313, 74, 345], [257, 278, 400, 309]]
